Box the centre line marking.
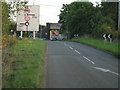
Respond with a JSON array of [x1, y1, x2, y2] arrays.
[[74, 50, 81, 54], [64, 43, 67, 46], [69, 46, 73, 50], [92, 67, 120, 76], [83, 56, 95, 64]]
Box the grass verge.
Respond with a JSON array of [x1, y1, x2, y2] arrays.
[[71, 38, 119, 58], [3, 38, 46, 88]]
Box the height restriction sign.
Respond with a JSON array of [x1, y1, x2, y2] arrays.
[[24, 8, 30, 14]]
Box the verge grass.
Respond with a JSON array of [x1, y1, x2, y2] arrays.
[[3, 38, 46, 88], [71, 38, 119, 58]]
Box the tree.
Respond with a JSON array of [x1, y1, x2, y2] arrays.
[[101, 2, 118, 30], [2, 2, 11, 35], [2, 0, 28, 35], [59, 1, 117, 39], [59, 2, 96, 38], [9, 0, 28, 20]]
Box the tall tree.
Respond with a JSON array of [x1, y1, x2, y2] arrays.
[[59, 2, 94, 38], [2, 1, 28, 35], [101, 2, 118, 30], [59, 1, 116, 38], [2, 2, 11, 35]]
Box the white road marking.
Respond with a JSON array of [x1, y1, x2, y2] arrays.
[[83, 56, 95, 64], [92, 67, 109, 72], [109, 71, 120, 76], [74, 50, 81, 54], [69, 46, 73, 50], [64, 43, 70, 47], [64, 43, 67, 46], [92, 67, 120, 76]]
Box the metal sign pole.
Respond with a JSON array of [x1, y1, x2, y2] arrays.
[[26, 26, 28, 37], [33, 31, 35, 39], [105, 38, 106, 43], [20, 31, 23, 38], [110, 38, 112, 44]]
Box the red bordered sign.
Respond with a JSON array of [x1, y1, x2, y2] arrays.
[[24, 16, 30, 21], [24, 8, 30, 14]]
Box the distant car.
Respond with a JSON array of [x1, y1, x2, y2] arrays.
[[29, 33, 33, 38], [51, 35, 57, 41], [40, 38, 46, 40]]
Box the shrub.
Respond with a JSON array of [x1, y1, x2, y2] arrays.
[[2, 35, 18, 49]]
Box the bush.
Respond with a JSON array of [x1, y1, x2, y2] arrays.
[[2, 35, 18, 49]]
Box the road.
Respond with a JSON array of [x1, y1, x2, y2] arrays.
[[46, 41, 119, 88]]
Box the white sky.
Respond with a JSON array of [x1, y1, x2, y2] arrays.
[[6, 0, 101, 25], [27, 0, 101, 25], [26, 0, 101, 25]]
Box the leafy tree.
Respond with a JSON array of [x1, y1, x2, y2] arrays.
[[59, 2, 97, 38], [101, 2, 118, 30], [2, 2, 11, 35], [59, 1, 117, 39], [2, 1, 28, 35]]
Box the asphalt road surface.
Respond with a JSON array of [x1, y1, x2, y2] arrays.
[[46, 41, 119, 88]]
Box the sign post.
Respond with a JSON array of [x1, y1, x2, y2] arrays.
[[74, 34, 76, 38], [108, 34, 112, 44], [103, 34, 112, 44], [17, 5, 40, 39], [103, 34, 107, 43], [20, 31, 23, 38], [77, 34, 79, 37]]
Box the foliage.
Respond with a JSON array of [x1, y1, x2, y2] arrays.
[[2, 1, 28, 35], [2, 35, 18, 49], [101, 2, 118, 30], [3, 39, 46, 88], [59, 2, 118, 39], [2, 1, 28, 49], [2, 2, 11, 35], [71, 38, 119, 57], [8, 0, 28, 19]]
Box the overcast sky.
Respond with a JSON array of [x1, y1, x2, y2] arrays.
[[26, 0, 101, 25]]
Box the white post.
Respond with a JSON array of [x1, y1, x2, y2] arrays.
[[103, 34, 106, 43], [33, 31, 35, 39], [20, 31, 23, 38], [110, 38, 112, 44], [108, 34, 112, 44], [104, 38, 107, 43]]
